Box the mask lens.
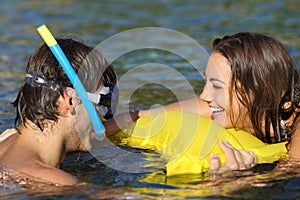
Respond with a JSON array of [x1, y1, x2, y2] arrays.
[[89, 85, 118, 120]]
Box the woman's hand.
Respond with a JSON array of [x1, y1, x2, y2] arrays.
[[104, 111, 140, 137], [209, 140, 257, 172]]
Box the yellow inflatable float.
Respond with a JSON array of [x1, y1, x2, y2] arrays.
[[115, 110, 288, 176]]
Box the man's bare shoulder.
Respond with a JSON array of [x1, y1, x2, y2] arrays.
[[23, 164, 77, 186], [0, 129, 17, 142]]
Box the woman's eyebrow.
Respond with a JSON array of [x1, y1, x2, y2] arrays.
[[209, 78, 225, 84], [203, 72, 225, 84]]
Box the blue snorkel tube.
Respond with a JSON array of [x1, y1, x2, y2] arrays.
[[36, 24, 105, 136]]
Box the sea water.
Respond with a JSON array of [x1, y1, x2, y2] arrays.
[[1, 0, 300, 199]]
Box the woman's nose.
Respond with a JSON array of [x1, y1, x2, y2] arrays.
[[199, 84, 212, 102]]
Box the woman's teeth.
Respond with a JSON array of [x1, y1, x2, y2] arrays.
[[211, 107, 224, 113]]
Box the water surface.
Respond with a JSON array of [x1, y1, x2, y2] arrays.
[[1, 0, 300, 199]]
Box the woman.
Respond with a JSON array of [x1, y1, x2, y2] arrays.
[[142, 32, 300, 144], [125, 32, 300, 171], [200, 32, 300, 168], [203, 32, 300, 144]]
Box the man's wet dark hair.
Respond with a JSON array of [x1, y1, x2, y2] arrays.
[[13, 37, 117, 131]]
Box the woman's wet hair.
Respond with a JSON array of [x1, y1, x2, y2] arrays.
[[13, 37, 117, 132], [212, 32, 300, 143]]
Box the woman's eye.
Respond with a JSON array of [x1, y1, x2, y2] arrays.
[[212, 84, 222, 89]]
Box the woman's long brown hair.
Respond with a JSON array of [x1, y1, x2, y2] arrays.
[[212, 32, 300, 143]]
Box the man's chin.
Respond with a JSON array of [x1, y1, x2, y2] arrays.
[[78, 142, 92, 152]]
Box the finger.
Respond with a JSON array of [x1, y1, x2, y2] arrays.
[[223, 141, 246, 170], [210, 154, 221, 171], [239, 150, 256, 168], [233, 149, 246, 170], [219, 141, 239, 170], [250, 151, 258, 166]]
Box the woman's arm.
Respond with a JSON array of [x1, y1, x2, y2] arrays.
[[104, 97, 211, 137], [103, 111, 139, 137], [139, 96, 211, 118]]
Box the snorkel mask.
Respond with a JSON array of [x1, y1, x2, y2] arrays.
[[25, 71, 118, 120], [88, 84, 118, 120]]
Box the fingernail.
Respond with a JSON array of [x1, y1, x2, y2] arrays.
[[211, 154, 219, 158]]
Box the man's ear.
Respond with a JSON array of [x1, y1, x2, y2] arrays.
[[62, 87, 76, 113]]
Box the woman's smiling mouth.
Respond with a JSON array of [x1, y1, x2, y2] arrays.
[[210, 107, 225, 119]]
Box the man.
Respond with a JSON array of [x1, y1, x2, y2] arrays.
[[0, 37, 117, 185]]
